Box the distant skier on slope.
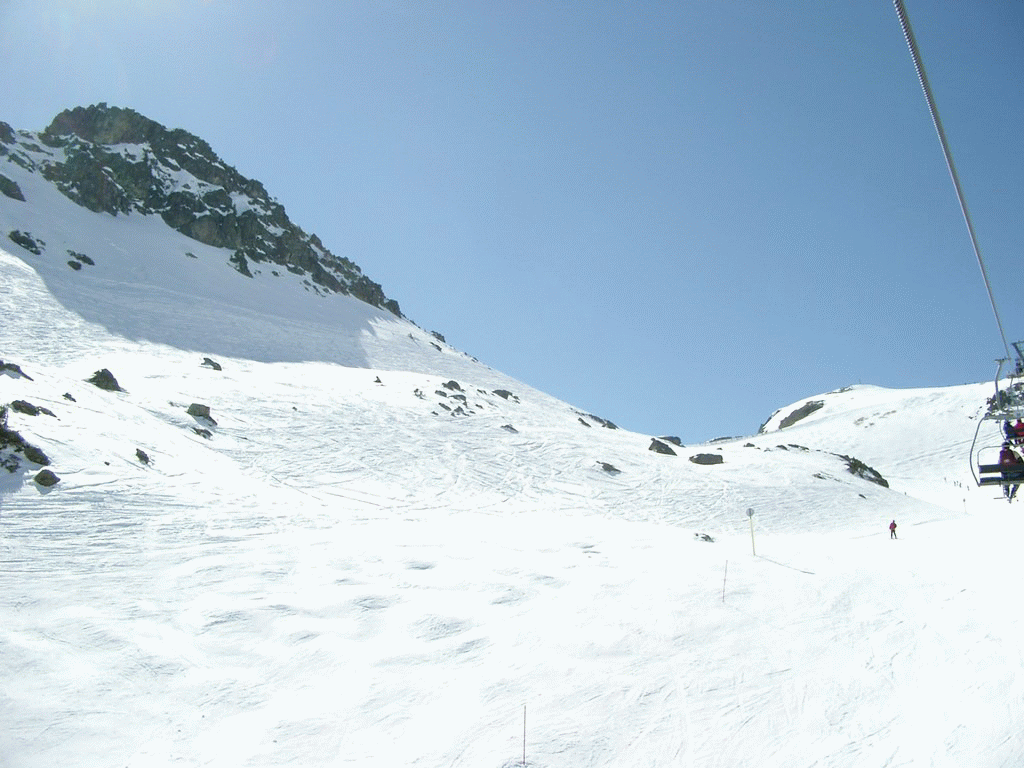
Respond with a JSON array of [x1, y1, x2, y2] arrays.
[[889, 520, 897, 539]]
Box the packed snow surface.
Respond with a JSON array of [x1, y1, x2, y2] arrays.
[[2, 147, 1022, 767]]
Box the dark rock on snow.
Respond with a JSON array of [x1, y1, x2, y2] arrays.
[[689, 453, 724, 465], [1, 360, 33, 380], [839, 454, 889, 488], [186, 403, 217, 425], [10, 400, 56, 418], [1, 406, 52, 469], [778, 400, 824, 429], [34, 469, 60, 487], [8, 229, 43, 254], [0, 173, 25, 201], [87, 368, 124, 392], [586, 413, 618, 430], [649, 439, 677, 456]]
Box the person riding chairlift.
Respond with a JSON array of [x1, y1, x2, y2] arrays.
[[999, 443, 1024, 500]]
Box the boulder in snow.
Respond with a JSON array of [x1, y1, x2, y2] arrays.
[[649, 439, 677, 456], [689, 453, 724, 465], [88, 368, 124, 392], [186, 403, 217, 425], [33, 469, 60, 487]]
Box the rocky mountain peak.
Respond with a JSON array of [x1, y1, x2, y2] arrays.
[[45, 103, 165, 146], [8, 104, 400, 315]]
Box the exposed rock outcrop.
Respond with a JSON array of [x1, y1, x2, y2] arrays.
[[10, 400, 56, 418], [1, 361, 33, 380], [838, 454, 889, 488], [689, 453, 724, 465], [1, 406, 51, 471], [578, 412, 617, 429], [88, 368, 124, 392], [8, 229, 43, 254], [649, 439, 677, 456], [187, 403, 217, 426], [23, 104, 400, 315], [778, 400, 824, 429], [34, 469, 60, 487], [0, 173, 24, 201]]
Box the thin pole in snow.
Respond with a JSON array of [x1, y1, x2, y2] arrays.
[[722, 560, 728, 602], [747, 508, 756, 556], [522, 704, 526, 767]]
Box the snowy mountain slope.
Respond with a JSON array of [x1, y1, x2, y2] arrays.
[[1, 143, 446, 375], [758, 383, 999, 508], [0, 252, 937, 539], [3, 112, 1023, 768], [1, 251, 932, 535]]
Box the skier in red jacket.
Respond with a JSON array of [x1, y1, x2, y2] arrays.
[[889, 520, 897, 539]]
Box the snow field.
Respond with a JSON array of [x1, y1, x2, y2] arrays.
[[3, 156, 1023, 765], [5, 484, 1023, 767]]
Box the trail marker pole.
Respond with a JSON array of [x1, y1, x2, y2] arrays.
[[522, 704, 526, 767], [747, 508, 756, 556], [722, 560, 728, 602]]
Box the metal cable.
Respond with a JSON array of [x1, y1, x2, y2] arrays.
[[892, 0, 1012, 361]]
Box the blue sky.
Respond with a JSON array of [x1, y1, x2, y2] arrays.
[[2, 0, 1021, 442]]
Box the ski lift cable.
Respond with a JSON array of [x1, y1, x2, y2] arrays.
[[891, 0, 1013, 362]]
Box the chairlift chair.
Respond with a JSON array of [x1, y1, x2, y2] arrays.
[[971, 342, 1024, 497]]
